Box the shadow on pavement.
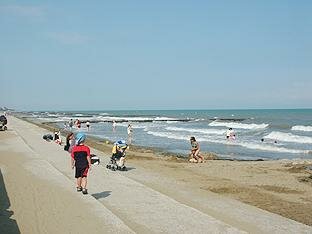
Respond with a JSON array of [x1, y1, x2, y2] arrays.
[[91, 191, 112, 200], [0, 169, 20, 234]]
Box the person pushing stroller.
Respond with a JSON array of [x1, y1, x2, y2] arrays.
[[106, 140, 128, 171]]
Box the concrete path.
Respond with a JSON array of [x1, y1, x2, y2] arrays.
[[2, 116, 312, 233]]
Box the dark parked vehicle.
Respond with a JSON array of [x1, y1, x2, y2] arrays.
[[0, 115, 7, 131]]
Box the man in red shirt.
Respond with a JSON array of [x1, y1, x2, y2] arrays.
[[71, 132, 91, 194]]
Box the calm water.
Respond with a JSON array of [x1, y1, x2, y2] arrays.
[[28, 109, 312, 160]]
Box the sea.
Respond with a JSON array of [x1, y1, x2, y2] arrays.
[[26, 109, 312, 161]]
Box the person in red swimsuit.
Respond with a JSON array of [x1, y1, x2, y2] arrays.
[[71, 132, 91, 195]]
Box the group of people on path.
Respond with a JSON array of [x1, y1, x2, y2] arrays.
[[60, 120, 241, 190], [62, 129, 130, 194]]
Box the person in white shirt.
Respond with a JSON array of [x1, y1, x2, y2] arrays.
[[112, 120, 117, 132]]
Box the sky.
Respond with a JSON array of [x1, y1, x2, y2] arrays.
[[0, 1, 311, 111]]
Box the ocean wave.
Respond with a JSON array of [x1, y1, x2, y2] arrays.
[[166, 126, 225, 135], [147, 130, 309, 154], [291, 125, 312, 132], [166, 121, 179, 124], [265, 131, 312, 144], [147, 131, 189, 140], [209, 121, 269, 130], [154, 117, 179, 121], [238, 142, 309, 154]]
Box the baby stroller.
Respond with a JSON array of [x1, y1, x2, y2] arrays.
[[106, 140, 128, 171], [0, 115, 7, 131]]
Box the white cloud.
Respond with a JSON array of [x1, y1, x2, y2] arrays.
[[0, 5, 44, 18], [47, 32, 90, 45]]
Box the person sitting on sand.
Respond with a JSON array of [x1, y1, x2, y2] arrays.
[[189, 136, 204, 163], [71, 132, 91, 195], [112, 140, 128, 170]]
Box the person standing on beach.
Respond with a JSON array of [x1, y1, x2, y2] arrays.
[[64, 132, 75, 153], [69, 119, 73, 129], [112, 120, 117, 132], [127, 123, 133, 144], [189, 136, 204, 163], [54, 130, 62, 145], [86, 121, 90, 131], [226, 128, 236, 140], [71, 132, 91, 195]]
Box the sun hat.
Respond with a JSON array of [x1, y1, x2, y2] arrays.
[[75, 132, 86, 145]]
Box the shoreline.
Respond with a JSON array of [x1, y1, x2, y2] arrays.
[[18, 115, 221, 161], [11, 114, 312, 226], [18, 115, 278, 162]]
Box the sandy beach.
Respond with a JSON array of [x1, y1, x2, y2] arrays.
[[1, 115, 312, 233]]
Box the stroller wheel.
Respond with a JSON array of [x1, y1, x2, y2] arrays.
[[111, 167, 116, 171], [106, 165, 109, 169]]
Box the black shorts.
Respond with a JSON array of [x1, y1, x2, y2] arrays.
[[75, 166, 89, 178]]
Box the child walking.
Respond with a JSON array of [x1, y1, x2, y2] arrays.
[[71, 132, 91, 194]]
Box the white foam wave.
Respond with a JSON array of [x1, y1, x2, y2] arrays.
[[147, 131, 310, 154], [166, 121, 179, 124], [154, 117, 179, 121], [47, 114, 61, 117], [239, 142, 309, 154], [166, 126, 225, 135], [147, 131, 189, 141], [265, 131, 312, 144], [209, 121, 269, 130], [93, 116, 181, 122], [292, 125, 312, 132]]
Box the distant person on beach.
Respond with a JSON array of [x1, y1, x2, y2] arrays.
[[189, 136, 204, 163], [226, 128, 236, 140], [77, 119, 81, 129], [112, 120, 117, 132], [127, 123, 132, 136], [64, 132, 74, 153], [71, 132, 91, 195], [75, 119, 81, 129], [54, 130, 62, 145], [127, 123, 133, 144], [86, 121, 90, 131], [261, 138, 277, 144], [69, 119, 73, 129]]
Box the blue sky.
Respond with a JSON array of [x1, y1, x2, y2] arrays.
[[0, 1, 311, 111]]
